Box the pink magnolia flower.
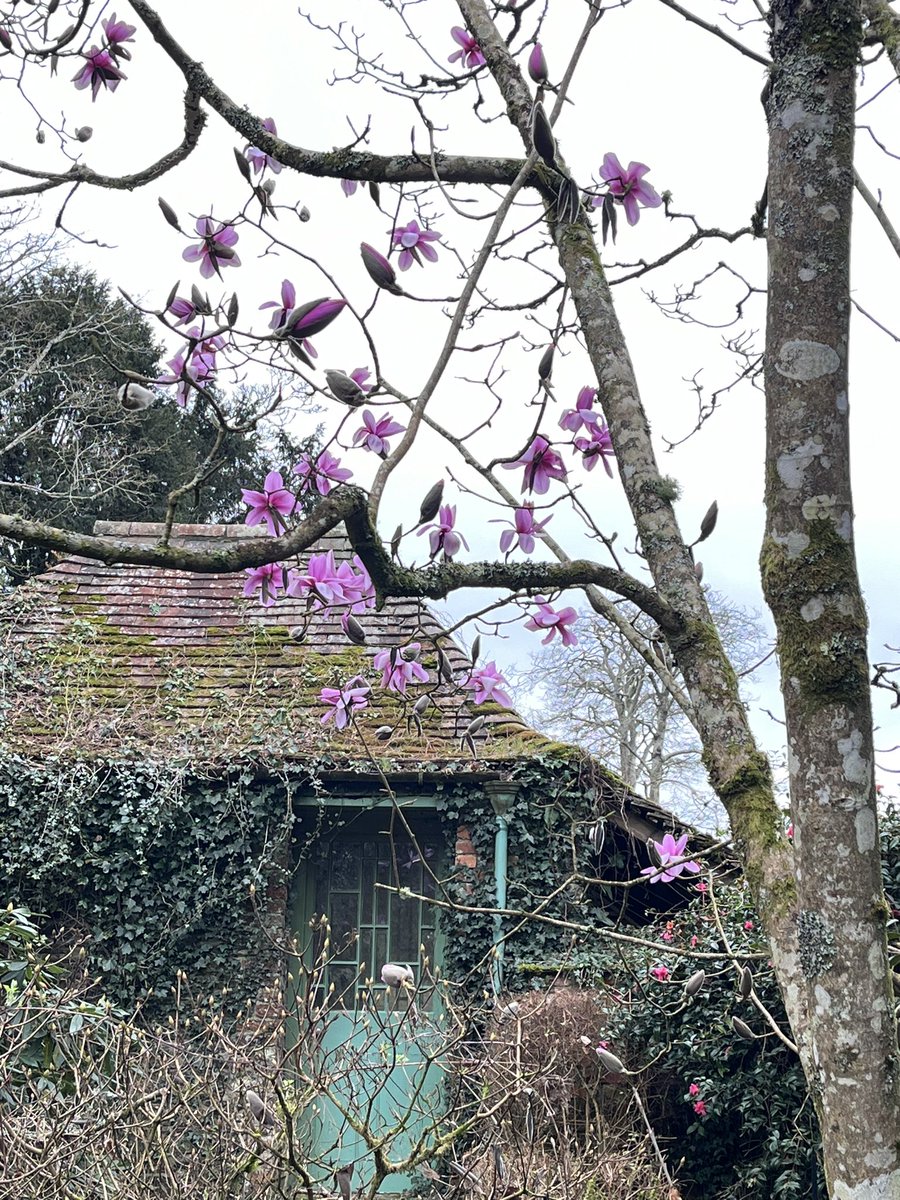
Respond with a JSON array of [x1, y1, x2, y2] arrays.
[[650, 965, 670, 982], [243, 562, 285, 608], [244, 117, 282, 175], [641, 833, 701, 884], [260, 279, 298, 331], [341, 179, 358, 197], [287, 551, 349, 608], [528, 43, 548, 85], [575, 423, 615, 477], [353, 410, 406, 456], [559, 387, 602, 434], [320, 680, 370, 729], [594, 154, 662, 227], [72, 47, 126, 101], [182, 218, 241, 280], [693, 1100, 708, 1117], [503, 436, 567, 495], [465, 662, 512, 708], [345, 368, 372, 393], [293, 450, 352, 496], [688, 1083, 700, 1097], [418, 503, 469, 560], [373, 644, 429, 694], [241, 471, 296, 536], [492, 503, 553, 556], [166, 295, 198, 326], [448, 26, 485, 69], [156, 331, 220, 407], [391, 220, 442, 271], [102, 12, 136, 57], [524, 599, 578, 647]]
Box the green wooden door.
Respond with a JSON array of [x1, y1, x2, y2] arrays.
[[290, 812, 446, 1194]]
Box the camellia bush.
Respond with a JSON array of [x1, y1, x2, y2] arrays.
[[1, 3, 900, 1197]]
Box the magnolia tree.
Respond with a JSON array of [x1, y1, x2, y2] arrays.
[[1, 1, 899, 1195]]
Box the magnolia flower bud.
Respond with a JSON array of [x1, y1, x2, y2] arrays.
[[470, 634, 481, 666], [117, 382, 154, 411], [528, 42, 548, 85], [381, 962, 414, 988], [412, 695, 430, 716], [418, 479, 444, 525], [694, 560, 704, 582], [158, 197, 182, 231], [696, 500, 718, 544], [538, 343, 555, 382], [75, 126, 93, 142], [684, 970, 706, 997], [739, 965, 753, 999], [0, 27, 12, 51], [344, 615, 366, 645], [596, 1047, 626, 1074], [299, 205, 310, 222], [390, 524, 403, 559], [325, 369, 367, 407], [360, 242, 403, 295], [36, 128, 46, 144], [244, 1088, 275, 1129], [233, 146, 252, 183], [375, 725, 394, 741], [531, 102, 558, 172], [464, 715, 485, 737], [731, 1016, 755, 1040]]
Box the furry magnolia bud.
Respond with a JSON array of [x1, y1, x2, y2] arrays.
[[325, 370, 367, 407], [418, 480, 444, 526], [596, 1047, 626, 1074], [343, 615, 366, 645], [117, 382, 154, 411], [684, 970, 706, 997], [739, 966, 753, 1000], [731, 1015, 755, 1040]]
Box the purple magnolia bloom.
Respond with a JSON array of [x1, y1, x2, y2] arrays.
[[244, 117, 282, 176], [349, 368, 373, 392], [241, 470, 296, 536], [102, 12, 136, 57], [641, 833, 702, 884], [527, 43, 548, 85], [287, 551, 351, 608], [448, 26, 485, 69], [166, 295, 198, 326], [320, 681, 370, 729], [182, 217, 241, 280], [156, 330, 220, 407], [341, 179, 358, 197], [559, 387, 602, 434], [391, 221, 441, 271], [465, 661, 512, 708], [595, 154, 662, 227], [373, 644, 429, 694], [293, 449, 353, 496], [260, 279, 297, 331], [243, 562, 285, 608], [72, 47, 126, 101], [503, 436, 568, 495], [492, 503, 553, 556], [352, 410, 406, 456], [524, 599, 578, 647], [575, 423, 615, 476], [418, 504, 469, 560]]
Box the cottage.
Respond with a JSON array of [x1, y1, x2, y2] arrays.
[[0, 521, 699, 1192]]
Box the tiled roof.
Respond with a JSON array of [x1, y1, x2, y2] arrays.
[[0, 522, 542, 767]]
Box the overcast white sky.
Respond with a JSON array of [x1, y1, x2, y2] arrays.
[[3, 0, 899, 812]]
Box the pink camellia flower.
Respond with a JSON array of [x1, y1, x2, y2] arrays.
[[559, 387, 601, 434], [594, 154, 662, 227], [349, 368, 373, 393], [465, 662, 512, 708], [786, 823, 794, 839], [650, 965, 670, 982], [391, 220, 442, 271], [693, 1100, 708, 1117], [661, 929, 673, 943], [243, 562, 285, 608], [341, 179, 358, 197], [320, 680, 370, 730], [244, 117, 282, 175], [293, 450, 352, 496], [575, 423, 615, 477], [418, 503, 469, 560], [449, 26, 485, 68], [744, 920, 754, 931], [688, 1083, 700, 1097], [524, 599, 578, 648], [503, 436, 568, 495], [373, 644, 429, 694], [182, 217, 241, 280], [695, 880, 708, 893], [72, 47, 126, 101], [492, 503, 553, 556], [353, 410, 406, 456], [690, 934, 698, 947], [102, 12, 136, 57], [641, 833, 702, 884], [241, 471, 296, 536]]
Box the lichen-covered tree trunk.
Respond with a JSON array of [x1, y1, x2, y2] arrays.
[[762, 3, 900, 1195]]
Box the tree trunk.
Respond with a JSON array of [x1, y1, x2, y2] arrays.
[[762, 3, 900, 1194]]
